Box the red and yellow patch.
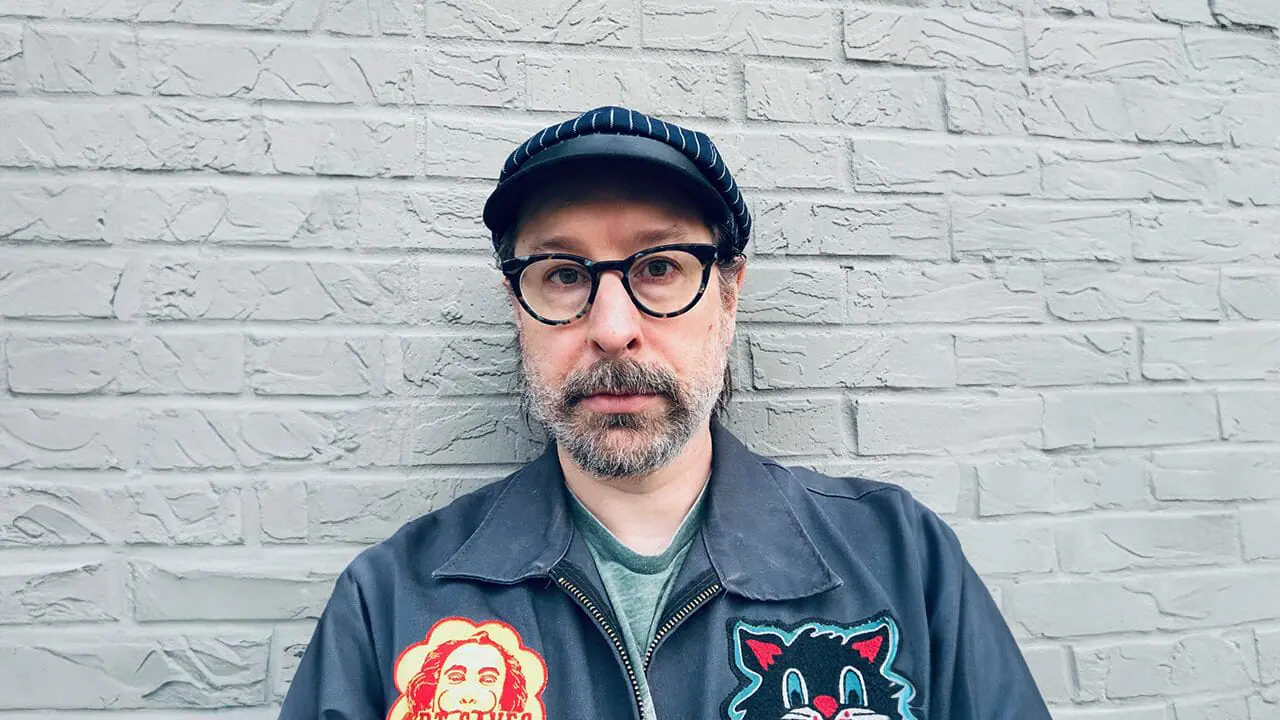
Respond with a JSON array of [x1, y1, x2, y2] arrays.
[[387, 617, 548, 720]]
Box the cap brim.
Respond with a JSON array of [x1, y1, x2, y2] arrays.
[[483, 133, 731, 243]]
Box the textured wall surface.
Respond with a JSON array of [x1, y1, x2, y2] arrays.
[[1, 0, 1279, 717]]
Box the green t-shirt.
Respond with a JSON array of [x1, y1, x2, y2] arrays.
[[568, 484, 708, 720]]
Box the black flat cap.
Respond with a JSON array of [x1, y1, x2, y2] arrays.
[[483, 106, 751, 254]]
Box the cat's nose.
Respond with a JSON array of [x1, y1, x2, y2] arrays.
[[813, 695, 838, 718]]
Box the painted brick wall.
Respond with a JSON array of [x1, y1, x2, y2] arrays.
[[1, 0, 1278, 717]]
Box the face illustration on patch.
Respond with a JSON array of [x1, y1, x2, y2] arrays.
[[433, 641, 508, 713], [388, 617, 547, 720], [726, 616, 919, 720]]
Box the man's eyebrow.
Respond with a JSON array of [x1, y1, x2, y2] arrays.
[[633, 226, 691, 245], [445, 664, 467, 675], [522, 236, 581, 255]]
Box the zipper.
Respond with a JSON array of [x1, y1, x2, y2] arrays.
[[554, 573, 647, 720], [642, 581, 723, 673]]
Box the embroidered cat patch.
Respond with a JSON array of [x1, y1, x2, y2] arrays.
[[725, 615, 919, 720], [387, 617, 548, 720]]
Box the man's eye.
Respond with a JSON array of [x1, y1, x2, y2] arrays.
[[479, 671, 499, 685], [548, 267, 583, 285], [445, 671, 465, 684]]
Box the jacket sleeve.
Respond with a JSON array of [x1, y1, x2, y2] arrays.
[[914, 505, 1052, 720], [279, 568, 387, 720]]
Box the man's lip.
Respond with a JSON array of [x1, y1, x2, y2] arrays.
[[578, 392, 661, 412]]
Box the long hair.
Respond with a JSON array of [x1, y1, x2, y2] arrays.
[[405, 631, 529, 714]]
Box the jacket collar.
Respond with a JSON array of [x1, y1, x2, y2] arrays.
[[434, 422, 841, 601]]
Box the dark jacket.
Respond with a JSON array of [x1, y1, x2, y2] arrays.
[[279, 423, 1051, 720]]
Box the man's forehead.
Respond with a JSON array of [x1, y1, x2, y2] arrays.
[[521, 223, 698, 255]]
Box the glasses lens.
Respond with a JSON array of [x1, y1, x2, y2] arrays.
[[520, 257, 593, 321], [628, 249, 706, 315]]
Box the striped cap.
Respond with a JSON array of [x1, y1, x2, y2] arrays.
[[483, 106, 751, 254]]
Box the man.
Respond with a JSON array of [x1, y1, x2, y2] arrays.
[[279, 106, 1051, 720]]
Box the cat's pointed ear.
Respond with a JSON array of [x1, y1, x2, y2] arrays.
[[848, 625, 892, 664], [737, 626, 786, 673]]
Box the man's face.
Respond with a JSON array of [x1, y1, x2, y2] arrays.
[[510, 175, 743, 479]]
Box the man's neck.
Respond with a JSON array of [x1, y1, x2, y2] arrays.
[[559, 425, 713, 556]]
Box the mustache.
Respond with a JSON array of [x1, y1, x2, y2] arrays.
[[561, 359, 681, 407]]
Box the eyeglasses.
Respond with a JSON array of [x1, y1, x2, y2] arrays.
[[500, 243, 722, 326]]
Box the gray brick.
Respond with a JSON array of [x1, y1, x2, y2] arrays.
[[855, 138, 1039, 195], [1152, 449, 1280, 501], [1184, 28, 1280, 85], [1007, 578, 1165, 637], [952, 200, 1131, 262], [138, 258, 424, 324], [1022, 645, 1074, 704], [849, 265, 1045, 324], [1261, 627, 1280, 685], [1027, 21, 1189, 82], [1076, 631, 1259, 701], [0, 180, 116, 243], [0, 632, 269, 709], [844, 8, 1022, 70], [403, 402, 545, 465], [749, 329, 955, 389], [6, 332, 243, 395], [257, 480, 308, 544], [529, 56, 732, 118], [104, 182, 490, 250], [953, 521, 1056, 575], [957, 329, 1134, 387], [0, 102, 269, 173], [1223, 269, 1280, 320], [263, 110, 417, 178], [644, 1, 831, 59], [1223, 152, 1280, 206], [248, 335, 384, 396], [427, 0, 636, 45], [7, 0, 417, 34], [1109, 0, 1216, 24], [1044, 389, 1219, 450], [396, 333, 518, 396], [0, 257, 123, 320], [976, 453, 1153, 517], [424, 116, 541, 179], [0, 24, 20, 91], [745, 63, 944, 130], [1041, 146, 1217, 202], [0, 480, 242, 547], [754, 198, 948, 259], [1212, 0, 1280, 27], [1221, 388, 1280, 442], [1133, 206, 1280, 263], [858, 395, 1043, 455], [0, 560, 121, 624], [22, 26, 145, 95], [1241, 506, 1280, 561], [740, 267, 845, 323], [1046, 266, 1220, 321], [1025, 78, 1132, 142], [0, 409, 136, 470], [1224, 94, 1280, 148], [132, 554, 352, 621], [123, 481, 243, 545], [417, 49, 522, 108], [1143, 326, 1280, 381], [944, 75, 1027, 136], [808, 459, 964, 515], [723, 398, 847, 457], [1176, 697, 1251, 720], [1125, 83, 1227, 145], [1057, 514, 1241, 572], [716, 132, 847, 190], [306, 476, 498, 542]]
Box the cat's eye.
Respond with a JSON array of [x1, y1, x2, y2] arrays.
[[840, 666, 867, 706], [782, 668, 808, 710]]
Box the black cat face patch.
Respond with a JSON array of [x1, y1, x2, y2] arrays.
[[725, 615, 919, 720]]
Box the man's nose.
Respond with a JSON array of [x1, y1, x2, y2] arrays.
[[586, 271, 642, 355]]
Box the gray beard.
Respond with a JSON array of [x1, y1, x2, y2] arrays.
[[519, 354, 724, 479]]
